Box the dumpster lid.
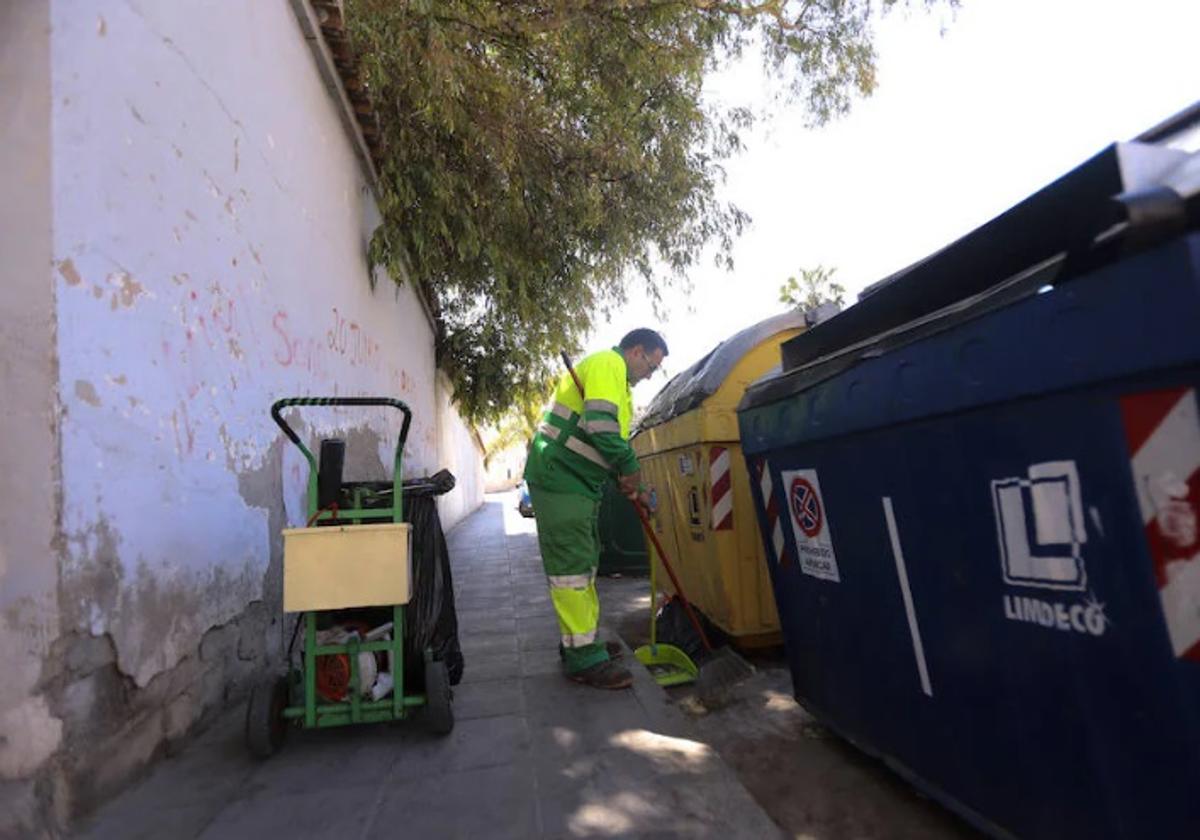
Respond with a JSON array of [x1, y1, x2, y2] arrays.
[[637, 310, 807, 430], [739, 253, 1062, 413], [1136, 99, 1200, 150], [741, 137, 1200, 414], [776, 140, 1190, 376]]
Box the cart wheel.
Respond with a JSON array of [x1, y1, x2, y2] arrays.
[[423, 658, 454, 736], [245, 675, 289, 758]]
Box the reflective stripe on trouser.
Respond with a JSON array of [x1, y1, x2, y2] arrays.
[[527, 484, 608, 673]]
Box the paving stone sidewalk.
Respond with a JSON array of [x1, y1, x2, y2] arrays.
[[73, 494, 784, 839]]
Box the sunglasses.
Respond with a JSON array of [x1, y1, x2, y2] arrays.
[[641, 349, 661, 374]]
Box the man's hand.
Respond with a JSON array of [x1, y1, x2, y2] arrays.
[[618, 473, 655, 513]]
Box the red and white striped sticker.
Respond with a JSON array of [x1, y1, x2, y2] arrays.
[[757, 459, 792, 568], [710, 446, 733, 530], [1121, 387, 1200, 662]]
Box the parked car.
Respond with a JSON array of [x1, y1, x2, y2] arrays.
[[517, 482, 534, 518]]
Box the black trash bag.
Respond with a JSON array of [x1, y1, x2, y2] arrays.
[[403, 468, 456, 497], [317, 465, 457, 517], [401, 490, 464, 687]]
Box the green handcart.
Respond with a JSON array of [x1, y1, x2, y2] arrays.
[[245, 397, 453, 757]]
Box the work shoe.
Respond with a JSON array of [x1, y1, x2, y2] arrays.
[[559, 641, 624, 661], [568, 660, 634, 690]]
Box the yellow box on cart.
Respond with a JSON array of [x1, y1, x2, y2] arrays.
[[282, 522, 412, 612]]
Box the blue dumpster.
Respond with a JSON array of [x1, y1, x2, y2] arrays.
[[738, 137, 1200, 839]]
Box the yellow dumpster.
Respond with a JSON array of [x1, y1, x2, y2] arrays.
[[633, 312, 808, 648]]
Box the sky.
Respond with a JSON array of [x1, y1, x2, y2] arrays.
[[595, 0, 1200, 404]]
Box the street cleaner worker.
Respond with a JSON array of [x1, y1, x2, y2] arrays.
[[524, 329, 668, 689]]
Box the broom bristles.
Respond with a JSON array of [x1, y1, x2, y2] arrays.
[[695, 646, 754, 709]]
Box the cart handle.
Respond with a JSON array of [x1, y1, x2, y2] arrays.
[[270, 397, 413, 523]]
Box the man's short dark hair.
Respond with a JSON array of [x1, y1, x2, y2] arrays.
[[619, 328, 669, 356]]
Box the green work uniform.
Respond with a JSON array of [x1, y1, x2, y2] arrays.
[[524, 348, 639, 673]]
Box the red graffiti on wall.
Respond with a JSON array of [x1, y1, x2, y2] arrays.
[[180, 282, 240, 352], [273, 311, 328, 379], [272, 307, 391, 382], [273, 311, 295, 367], [327, 307, 383, 371]]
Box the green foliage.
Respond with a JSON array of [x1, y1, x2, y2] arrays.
[[779, 264, 846, 310], [347, 0, 953, 422]]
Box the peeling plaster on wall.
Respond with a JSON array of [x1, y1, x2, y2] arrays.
[[57, 258, 83, 287], [37, 608, 270, 823], [73, 379, 102, 407], [57, 364, 272, 688], [344, 423, 391, 482], [60, 499, 264, 689], [60, 520, 123, 636], [235, 432, 288, 661]]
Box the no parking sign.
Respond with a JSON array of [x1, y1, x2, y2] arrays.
[[781, 468, 841, 582]]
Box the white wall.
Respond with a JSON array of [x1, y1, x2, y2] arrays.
[[51, 0, 443, 688], [435, 372, 486, 529], [0, 0, 481, 830], [485, 443, 527, 493]]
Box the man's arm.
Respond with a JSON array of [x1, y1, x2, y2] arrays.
[[583, 397, 638, 478], [579, 357, 639, 479]]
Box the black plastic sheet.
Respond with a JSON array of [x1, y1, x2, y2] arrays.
[[401, 480, 464, 686]]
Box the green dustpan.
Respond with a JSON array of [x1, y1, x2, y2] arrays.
[[635, 641, 698, 686], [634, 527, 699, 687]]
